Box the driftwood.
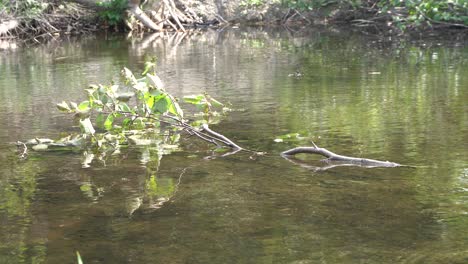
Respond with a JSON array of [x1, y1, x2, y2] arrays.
[[281, 142, 403, 168]]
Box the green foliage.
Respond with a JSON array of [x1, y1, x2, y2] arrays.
[[55, 61, 226, 155], [97, 0, 128, 26], [379, 0, 468, 28], [279, 0, 468, 28], [183, 94, 224, 114]]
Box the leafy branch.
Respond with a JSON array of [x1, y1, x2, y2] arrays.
[[52, 61, 253, 160]]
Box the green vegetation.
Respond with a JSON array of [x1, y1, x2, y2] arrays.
[[96, 0, 128, 26], [1, 0, 467, 39], [55, 59, 227, 156], [378, 0, 468, 29], [239, 0, 467, 31]]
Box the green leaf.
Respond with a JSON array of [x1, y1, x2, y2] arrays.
[[78, 101, 90, 111], [118, 103, 132, 113], [95, 113, 105, 129], [144, 93, 155, 109], [122, 67, 137, 84], [70, 101, 78, 110], [142, 60, 157, 76], [122, 117, 132, 128], [146, 73, 165, 90], [168, 97, 184, 117], [149, 87, 163, 96], [183, 95, 204, 104], [153, 94, 169, 114], [133, 118, 146, 129], [56, 101, 71, 112], [100, 94, 109, 105], [104, 114, 115, 130], [79, 118, 95, 135]]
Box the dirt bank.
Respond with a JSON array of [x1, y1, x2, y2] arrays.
[[1, 0, 466, 43]]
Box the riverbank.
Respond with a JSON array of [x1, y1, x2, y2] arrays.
[[1, 0, 467, 44]]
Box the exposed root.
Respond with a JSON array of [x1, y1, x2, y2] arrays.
[[126, 0, 207, 33], [0, 2, 98, 42]]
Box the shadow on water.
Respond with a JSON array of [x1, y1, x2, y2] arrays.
[[0, 27, 467, 263]]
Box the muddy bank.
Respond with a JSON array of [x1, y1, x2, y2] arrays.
[[1, 0, 467, 43]]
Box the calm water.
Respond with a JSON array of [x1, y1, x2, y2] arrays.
[[0, 28, 467, 263]]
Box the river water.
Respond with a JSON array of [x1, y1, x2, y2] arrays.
[[0, 28, 467, 263]]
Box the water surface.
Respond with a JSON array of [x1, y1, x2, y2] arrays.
[[0, 28, 467, 263]]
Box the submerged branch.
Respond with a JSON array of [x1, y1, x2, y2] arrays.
[[281, 143, 405, 168], [282, 155, 368, 172]]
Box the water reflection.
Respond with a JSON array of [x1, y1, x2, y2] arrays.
[[0, 28, 467, 263]]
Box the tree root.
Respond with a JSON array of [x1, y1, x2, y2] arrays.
[[127, 0, 205, 33], [1, 2, 97, 42]]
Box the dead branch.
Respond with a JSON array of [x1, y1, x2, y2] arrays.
[[201, 124, 242, 150], [281, 143, 403, 168]]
